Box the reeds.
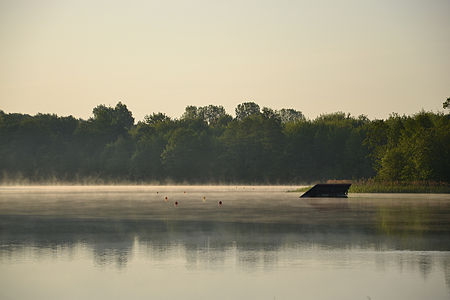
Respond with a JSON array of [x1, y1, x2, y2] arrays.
[[290, 179, 450, 193], [349, 179, 450, 193]]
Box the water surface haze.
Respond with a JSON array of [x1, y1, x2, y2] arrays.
[[1, 186, 449, 300]]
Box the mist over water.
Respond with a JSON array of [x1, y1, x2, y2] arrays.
[[1, 186, 449, 299]]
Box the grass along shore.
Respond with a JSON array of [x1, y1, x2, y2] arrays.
[[290, 181, 450, 194]]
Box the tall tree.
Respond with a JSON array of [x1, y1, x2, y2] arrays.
[[277, 108, 305, 124], [235, 102, 260, 120]]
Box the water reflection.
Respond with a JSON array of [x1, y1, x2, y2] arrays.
[[1, 188, 450, 299], [1, 216, 449, 273]]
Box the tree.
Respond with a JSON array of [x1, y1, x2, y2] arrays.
[[261, 107, 279, 121], [198, 105, 228, 125], [0, 101, 448, 184], [92, 101, 134, 131], [378, 148, 407, 181], [221, 114, 284, 182], [88, 101, 135, 146], [101, 135, 134, 178], [443, 97, 449, 109], [277, 108, 305, 124], [235, 102, 260, 120], [181, 105, 230, 126], [161, 127, 211, 181], [144, 113, 170, 125], [181, 106, 199, 119]]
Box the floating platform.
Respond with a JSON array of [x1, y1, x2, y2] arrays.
[[300, 184, 351, 198]]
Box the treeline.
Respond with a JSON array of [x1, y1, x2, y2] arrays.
[[0, 102, 448, 184]]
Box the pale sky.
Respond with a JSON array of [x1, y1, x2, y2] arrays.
[[0, 0, 449, 121]]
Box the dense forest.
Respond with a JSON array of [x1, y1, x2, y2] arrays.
[[0, 101, 448, 184]]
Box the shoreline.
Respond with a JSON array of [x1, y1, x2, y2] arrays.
[[289, 184, 450, 194], [0, 183, 449, 194]]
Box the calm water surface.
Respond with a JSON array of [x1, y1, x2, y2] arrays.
[[0, 186, 449, 300]]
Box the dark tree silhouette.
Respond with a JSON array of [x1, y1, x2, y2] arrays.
[[235, 102, 260, 120], [0, 101, 448, 183]]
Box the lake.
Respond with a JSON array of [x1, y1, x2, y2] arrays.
[[0, 186, 449, 300]]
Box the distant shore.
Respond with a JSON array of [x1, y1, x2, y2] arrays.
[[290, 181, 450, 194], [1, 179, 449, 194]]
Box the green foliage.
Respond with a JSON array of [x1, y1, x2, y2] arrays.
[[277, 108, 305, 124], [220, 114, 284, 182], [0, 101, 448, 184], [91, 101, 134, 140], [162, 127, 210, 181], [144, 112, 170, 125], [365, 111, 449, 182], [181, 104, 231, 126], [283, 112, 373, 181], [349, 180, 450, 193], [101, 135, 134, 178], [235, 102, 260, 120]]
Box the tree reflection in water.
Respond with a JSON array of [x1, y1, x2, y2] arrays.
[[1, 215, 449, 285]]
